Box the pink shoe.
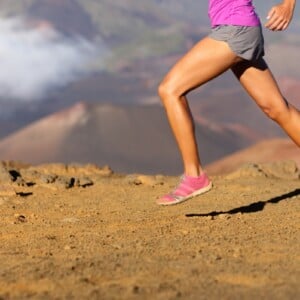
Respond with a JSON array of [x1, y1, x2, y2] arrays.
[[157, 173, 212, 206]]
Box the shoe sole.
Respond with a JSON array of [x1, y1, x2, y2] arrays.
[[157, 181, 213, 206]]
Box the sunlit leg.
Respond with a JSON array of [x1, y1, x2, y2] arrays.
[[231, 59, 300, 147], [158, 37, 242, 176]]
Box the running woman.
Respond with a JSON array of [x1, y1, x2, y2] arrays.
[[157, 0, 300, 205]]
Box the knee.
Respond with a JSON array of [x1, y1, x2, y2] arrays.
[[261, 101, 290, 123], [157, 81, 166, 101], [158, 77, 181, 105]]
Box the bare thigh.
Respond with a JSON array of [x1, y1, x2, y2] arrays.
[[231, 59, 288, 112], [161, 36, 242, 96]]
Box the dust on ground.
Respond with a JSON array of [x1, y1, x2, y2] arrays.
[[0, 160, 299, 299]]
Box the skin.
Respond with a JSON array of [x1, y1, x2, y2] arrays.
[[158, 0, 299, 177], [265, 0, 296, 30]]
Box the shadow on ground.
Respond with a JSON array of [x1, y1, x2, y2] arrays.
[[186, 189, 300, 218]]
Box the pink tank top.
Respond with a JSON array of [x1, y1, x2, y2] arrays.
[[208, 0, 260, 27]]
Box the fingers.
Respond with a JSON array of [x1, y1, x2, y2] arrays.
[[266, 18, 289, 31], [265, 5, 293, 31], [266, 7, 276, 21]]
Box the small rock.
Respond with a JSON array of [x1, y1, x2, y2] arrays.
[[125, 175, 143, 185], [15, 214, 27, 223], [261, 160, 300, 180], [40, 174, 57, 184], [54, 176, 75, 189], [8, 169, 22, 181], [235, 212, 243, 218], [75, 177, 94, 188], [225, 163, 268, 180], [218, 214, 231, 220], [14, 176, 27, 187], [125, 174, 164, 186], [0, 166, 14, 182]]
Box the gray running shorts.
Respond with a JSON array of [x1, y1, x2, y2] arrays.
[[209, 25, 265, 61]]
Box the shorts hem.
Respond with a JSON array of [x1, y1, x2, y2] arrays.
[[208, 25, 264, 62]]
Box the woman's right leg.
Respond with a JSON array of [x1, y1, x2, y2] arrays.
[[158, 37, 242, 177]]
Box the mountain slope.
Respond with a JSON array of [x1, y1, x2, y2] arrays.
[[0, 102, 252, 174], [207, 138, 300, 175]]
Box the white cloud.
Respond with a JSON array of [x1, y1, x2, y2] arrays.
[[0, 17, 105, 101]]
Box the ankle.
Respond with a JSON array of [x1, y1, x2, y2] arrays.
[[184, 166, 204, 178]]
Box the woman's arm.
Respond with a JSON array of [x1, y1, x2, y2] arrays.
[[265, 0, 296, 31]]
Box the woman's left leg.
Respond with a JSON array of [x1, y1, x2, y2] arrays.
[[231, 59, 300, 146]]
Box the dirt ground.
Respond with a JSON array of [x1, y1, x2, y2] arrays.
[[0, 160, 299, 300]]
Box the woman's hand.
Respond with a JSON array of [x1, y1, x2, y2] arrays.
[[265, 0, 296, 31]]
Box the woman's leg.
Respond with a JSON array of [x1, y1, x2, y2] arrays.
[[231, 59, 300, 146], [158, 37, 242, 177]]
